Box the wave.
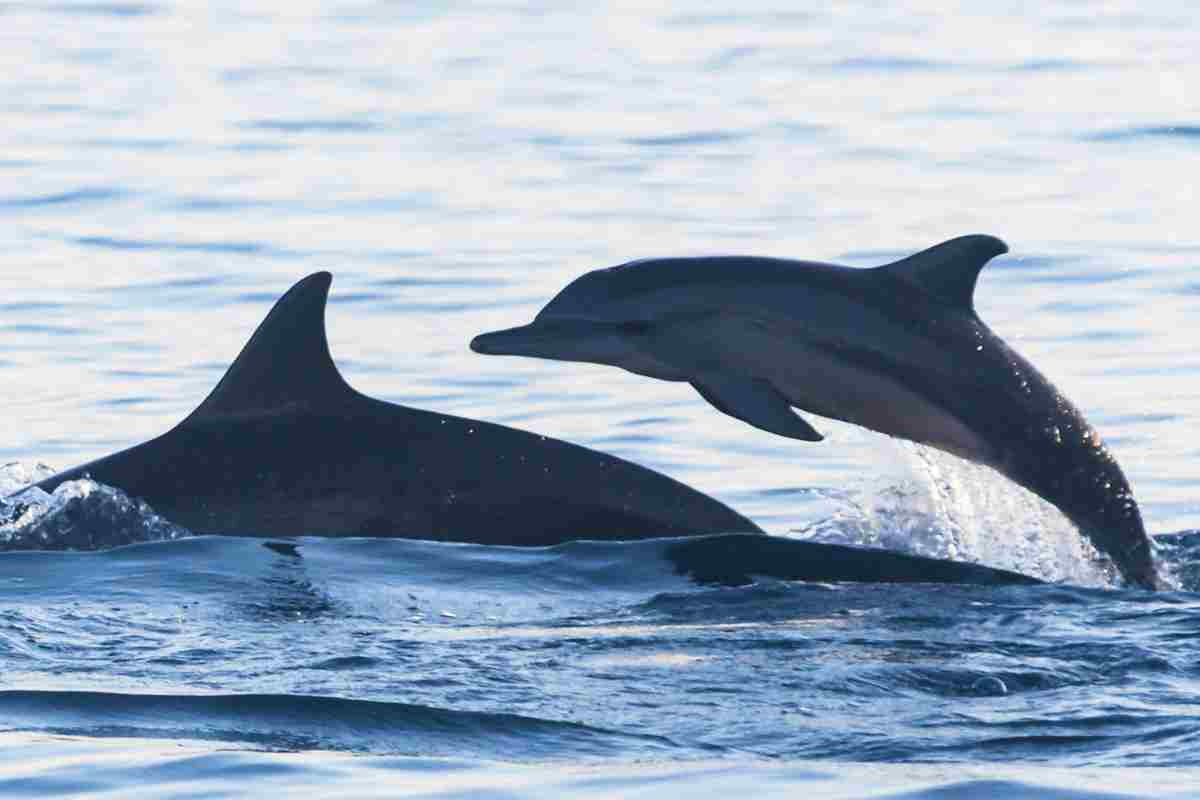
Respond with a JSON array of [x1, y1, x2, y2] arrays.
[[1, 472, 190, 552], [0, 690, 686, 760], [0, 734, 1182, 800], [1082, 125, 1200, 143], [3, 461, 1196, 591]]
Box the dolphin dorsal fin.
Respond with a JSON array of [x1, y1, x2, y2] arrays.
[[184, 272, 355, 423], [878, 235, 1008, 310]]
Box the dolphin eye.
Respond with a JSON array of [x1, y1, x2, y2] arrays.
[[618, 321, 652, 336]]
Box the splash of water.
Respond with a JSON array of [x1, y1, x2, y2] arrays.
[[794, 443, 1117, 587], [0, 462, 191, 551]]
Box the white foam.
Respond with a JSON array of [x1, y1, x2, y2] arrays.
[[795, 441, 1117, 587]]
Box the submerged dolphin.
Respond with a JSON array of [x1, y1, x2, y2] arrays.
[[471, 235, 1163, 589], [14, 273, 759, 544]]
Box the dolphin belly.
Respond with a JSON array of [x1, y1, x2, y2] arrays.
[[768, 343, 994, 464], [644, 313, 995, 464]]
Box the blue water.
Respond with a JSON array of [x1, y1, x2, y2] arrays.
[[3, 0, 1200, 795]]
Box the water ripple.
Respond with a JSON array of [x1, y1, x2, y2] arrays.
[[32, 2, 158, 17], [241, 118, 382, 134], [625, 131, 746, 147], [0, 690, 685, 759], [0, 187, 124, 208], [70, 235, 300, 259], [1082, 125, 1200, 143]]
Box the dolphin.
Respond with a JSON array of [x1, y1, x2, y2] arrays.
[[470, 235, 1163, 589], [12, 272, 760, 545], [3, 271, 1041, 587]]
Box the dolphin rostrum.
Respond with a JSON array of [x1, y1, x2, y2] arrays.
[[471, 235, 1163, 589], [14, 273, 760, 544]]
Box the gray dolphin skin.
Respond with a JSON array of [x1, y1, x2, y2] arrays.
[[6, 272, 1040, 587], [16, 273, 760, 545], [471, 235, 1163, 589], [4, 273, 1041, 587]]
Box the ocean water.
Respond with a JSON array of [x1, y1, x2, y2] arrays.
[[2, 0, 1199, 796]]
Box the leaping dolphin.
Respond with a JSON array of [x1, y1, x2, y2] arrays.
[[12, 273, 760, 544], [471, 235, 1163, 589]]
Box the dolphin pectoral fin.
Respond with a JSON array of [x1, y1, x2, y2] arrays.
[[691, 377, 823, 442]]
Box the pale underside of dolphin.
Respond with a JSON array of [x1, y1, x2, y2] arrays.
[[471, 235, 1163, 590]]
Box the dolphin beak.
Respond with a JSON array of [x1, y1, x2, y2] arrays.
[[470, 323, 554, 357], [471, 318, 626, 363]]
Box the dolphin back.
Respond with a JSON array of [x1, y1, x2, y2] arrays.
[[23, 273, 762, 544]]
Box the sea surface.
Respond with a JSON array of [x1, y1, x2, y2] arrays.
[[1, 0, 1199, 796]]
